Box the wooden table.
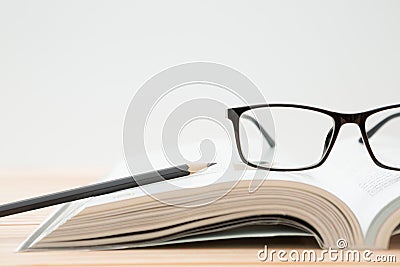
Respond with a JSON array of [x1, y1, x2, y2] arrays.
[[0, 170, 399, 266]]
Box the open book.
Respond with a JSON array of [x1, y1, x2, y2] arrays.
[[18, 138, 400, 251]]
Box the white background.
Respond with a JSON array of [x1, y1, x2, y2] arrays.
[[1, 0, 400, 171]]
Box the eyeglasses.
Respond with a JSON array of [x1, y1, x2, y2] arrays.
[[227, 104, 400, 171]]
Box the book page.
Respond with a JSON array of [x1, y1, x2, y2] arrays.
[[297, 138, 400, 236]]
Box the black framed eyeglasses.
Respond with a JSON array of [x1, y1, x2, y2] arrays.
[[227, 104, 400, 171]]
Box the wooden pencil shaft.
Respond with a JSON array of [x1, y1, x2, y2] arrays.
[[0, 164, 190, 218]]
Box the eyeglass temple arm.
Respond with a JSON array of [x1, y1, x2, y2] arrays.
[[358, 112, 400, 144], [241, 114, 276, 147], [322, 127, 334, 155]]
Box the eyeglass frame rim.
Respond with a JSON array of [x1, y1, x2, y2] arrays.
[[227, 103, 400, 172]]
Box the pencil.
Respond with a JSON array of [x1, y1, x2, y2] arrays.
[[0, 162, 216, 218]]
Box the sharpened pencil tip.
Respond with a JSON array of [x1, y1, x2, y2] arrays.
[[188, 162, 217, 173]]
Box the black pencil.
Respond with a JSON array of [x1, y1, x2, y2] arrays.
[[0, 162, 216, 218]]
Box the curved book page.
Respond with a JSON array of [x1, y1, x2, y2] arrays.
[[366, 197, 400, 249], [19, 178, 363, 250]]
